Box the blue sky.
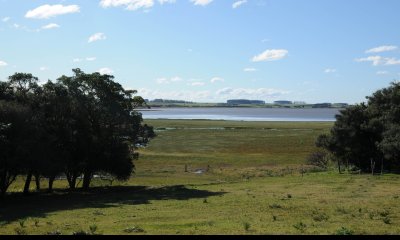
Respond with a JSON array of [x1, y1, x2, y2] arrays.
[[0, 0, 399, 104]]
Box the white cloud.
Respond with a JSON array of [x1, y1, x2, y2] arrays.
[[210, 77, 224, 83], [190, 0, 213, 6], [377, 71, 389, 75], [39, 66, 49, 71], [25, 4, 80, 19], [216, 87, 289, 99], [41, 23, 60, 30], [232, 0, 247, 9], [355, 56, 400, 66], [88, 33, 106, 43], [86, 57, 96, 61], [170, 76, 182, 82], [100, 0, 155, 11], [244, 68, 257, 72], [365, 45, 398, 54], [386, 58, 400, 65], [158, 0, 176, 4], [0, 61, 8, 67], [324, 68, 336, 73], [2, 17, 10, 22], [156, 76, 183, 84], [190, 82, 205, 86], [138, 88, 211, 102], [73, 57, 96, 62], [98, 67, 114, 75], [252, 49, 288, 62], [137, 86, 289, 102], [156, 77, 169, 84]]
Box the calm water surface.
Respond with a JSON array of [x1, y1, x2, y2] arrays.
[[140, 108, 340, 122]]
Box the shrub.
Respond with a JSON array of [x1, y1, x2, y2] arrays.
[[306, 151, 328, 169], [243, 222, 251, 232], [312, 212, 329, 222], [89, 225, 98, 235], [123, 226, 145, 233], [18, 219, 26, 228], [293, 222, 307, 232], [335, 227, 354, 235], [383, 216, 391, 224], [14, 227, 27, 235]]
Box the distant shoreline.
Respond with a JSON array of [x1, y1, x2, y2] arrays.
[[141, 103, 348, 109]]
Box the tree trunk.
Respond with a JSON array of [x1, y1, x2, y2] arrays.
[[69, 177, 76, 190], [0, 173, 6, 196], [0, 172, 16, 196], [35, 174, 41, 191], [337, 160, 341, 174], [48, 176, 55, 193], [381, 158, 384, 175], [66, 172, 77, 190], [370, 158, 375, 175], [23, 172, 33, 195], [82, 170, 92, 190]]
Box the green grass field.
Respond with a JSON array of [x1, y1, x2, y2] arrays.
[[1, 120, 400, 235]]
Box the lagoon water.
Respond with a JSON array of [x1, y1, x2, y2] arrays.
[[140, 107, 340, 122]]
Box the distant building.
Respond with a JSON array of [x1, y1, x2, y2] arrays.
[[227, 99, 265, 105], [274, 100, 293, 105], [293, 101, 306, 105]]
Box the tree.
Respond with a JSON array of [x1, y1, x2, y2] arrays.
[[37, 81, 75, 192], [317, 81, 400, 174], [0, 69, 154, 194], [58, 69, 150, 189], [0, 101, 30, 195]]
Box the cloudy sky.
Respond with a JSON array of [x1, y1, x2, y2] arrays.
[[0, 0, 399, 104]]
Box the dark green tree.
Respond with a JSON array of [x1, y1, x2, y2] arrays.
[[58, 69, 149, 189], [0, 101, 30, 195], [317, 81, 400, 174]]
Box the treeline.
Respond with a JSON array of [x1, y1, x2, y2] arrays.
[[0, 69, 155, 195], [316, 82, 400, 174], [227, 99, 265, 105], [149, 99, 194, 104]]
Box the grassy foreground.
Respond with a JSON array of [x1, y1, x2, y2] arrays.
[[1, 120, 400, 235]]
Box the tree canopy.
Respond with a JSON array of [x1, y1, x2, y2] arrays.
[[317, 81, 400, 174], [0, 69, 155, 195]]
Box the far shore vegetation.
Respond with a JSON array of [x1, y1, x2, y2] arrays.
[[143, 99, 349, 109]]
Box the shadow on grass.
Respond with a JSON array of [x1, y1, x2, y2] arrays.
[[0, 185, 225, 222]]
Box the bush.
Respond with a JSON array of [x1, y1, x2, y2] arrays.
[[312, 212, 329, 222], [123, 226, 145, 233], [306, 151, 328, 169], [293, 222, 307, 232], [243, 222, 251, 232], [335, 227, 354, 235]]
